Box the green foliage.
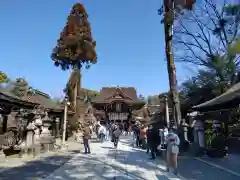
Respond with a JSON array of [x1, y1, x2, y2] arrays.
[[0, 71, 8, 83], [11, 78, 29, 98], [81, 88, 99, 102], [229, 39, 240, 55], [147, 95, 159, 105], [68, 115, 79, 131], [52, 97, 63, 104]]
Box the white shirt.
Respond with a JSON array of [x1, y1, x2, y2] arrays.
[[166, 132, 180, 146], [98, 125, 106, 135], [163, 128, 168, 137]]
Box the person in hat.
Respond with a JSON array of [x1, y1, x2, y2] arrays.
[[165, 126, 180, 175]]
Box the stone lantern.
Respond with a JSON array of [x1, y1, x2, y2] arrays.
[[188, 112, 205, 156], [55, 117, 60, 138], [40, 111, 55, 152]]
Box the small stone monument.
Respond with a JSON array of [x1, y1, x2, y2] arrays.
[[40, 112, 54, 152], [25, 121, 36, 155], [33, 114, 43, 156]]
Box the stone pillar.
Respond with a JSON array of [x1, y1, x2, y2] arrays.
[[164, 95, 170, 128], [187, 112, 205, 156], [25, 122, 36, 155], [194, 119, 204, 148], [182, 119, 189, 141], [55, 117, 60, 138], [33, 115, 42, 156], [6, 111, 18, 130]]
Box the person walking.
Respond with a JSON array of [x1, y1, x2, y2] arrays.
[[148, 125, 160, 159], [165, 127, 180, 175], [98, 125, 106, 143], [112, 125, 122, 148], [110, 122, 115, 139], [146, 125, 151, 154], [140, 125, 147, 149], [82, 124, 92, 154], [134, 124, 141, 147], [95, 121, 101, 139], [105, 123, 110, 140]]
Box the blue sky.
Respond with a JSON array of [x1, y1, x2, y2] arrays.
[[0, 0, 192, 98]]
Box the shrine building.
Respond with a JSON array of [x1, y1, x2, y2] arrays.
[[91, 87, 145, 126]]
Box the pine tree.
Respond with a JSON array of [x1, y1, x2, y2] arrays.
[[51, 3, 97, 70]]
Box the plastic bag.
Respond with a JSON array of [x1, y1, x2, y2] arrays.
[[172, 145, 179, 154]]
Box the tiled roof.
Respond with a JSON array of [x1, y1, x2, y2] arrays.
[[193, 82, 240, 111], [26, 89, 63, 111], [92, 87, 138, 104], [0, 86, 62, 111]]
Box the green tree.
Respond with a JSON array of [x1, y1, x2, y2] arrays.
[[229, 38, 240, 55], [0, 71, 8, 83], [11, 78, 29, 98]]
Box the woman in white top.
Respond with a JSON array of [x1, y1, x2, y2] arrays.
[[165, 127, 180, 175], [98, 125, 106, 142]]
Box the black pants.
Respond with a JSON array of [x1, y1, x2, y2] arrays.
[[83, 139, 90, 153], [136, 135, 140, 147], [113, 137, 119, 147], [146, 140, 150, 153], [151, 144, 158, 159], [99, 133, 105, 142]]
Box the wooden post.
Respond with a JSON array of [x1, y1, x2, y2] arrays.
[[164, 95, 170, 128], [62, 99, 69, 147]]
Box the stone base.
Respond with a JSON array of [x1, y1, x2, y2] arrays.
[[43, 143, 54, 152], [33, 144, 41, 157], [0, 150, 6, 163]]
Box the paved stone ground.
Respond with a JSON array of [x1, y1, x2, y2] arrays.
[[1, 136, 240, 180], [43, 136, 182, 180], [195, 154, 240, 177], [177, 156, 240, 180], [0, 139, 83, 180]]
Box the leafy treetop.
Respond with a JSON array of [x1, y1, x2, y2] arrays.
[[51, 3, 97, 71], [0, 71, 8, 83]]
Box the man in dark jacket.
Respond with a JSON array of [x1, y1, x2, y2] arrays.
[[82, 125, 92, 154], [112, 125, 122, 148], [148, 125, 160, 159], [146, 125, 151, 153], [135, 125, 141, 147]]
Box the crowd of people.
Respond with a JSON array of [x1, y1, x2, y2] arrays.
[[80, 120, 180, 175]]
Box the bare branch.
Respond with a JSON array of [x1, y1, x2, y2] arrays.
[[173, 0, 240, 69]]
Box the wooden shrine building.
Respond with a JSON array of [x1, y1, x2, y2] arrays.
[[91, 87, 145, 125]]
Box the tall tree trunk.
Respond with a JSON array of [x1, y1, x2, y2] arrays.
[[164, 0, 181, 127]]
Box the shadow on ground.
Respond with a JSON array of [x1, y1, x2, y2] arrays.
[[0, 151, 78, 180], [0, 138, 176, 180], [43, 153, 155, 180]]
